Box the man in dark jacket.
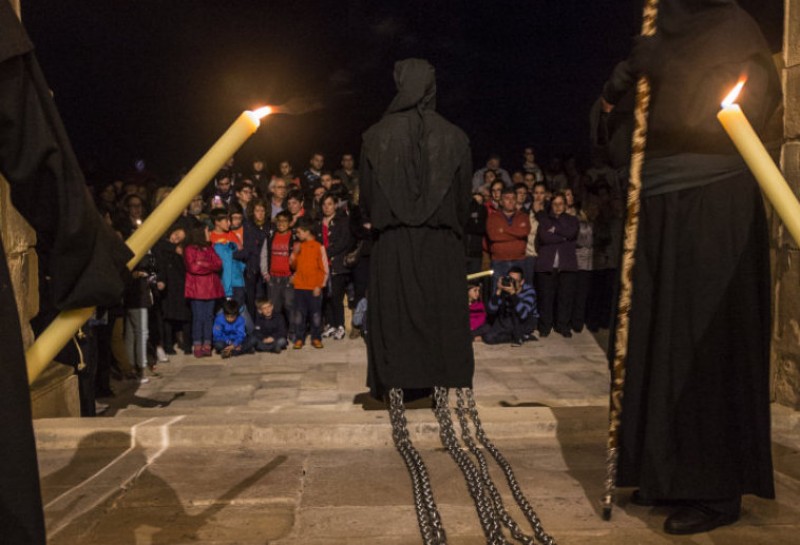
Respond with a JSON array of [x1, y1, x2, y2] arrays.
[[484, 266, 538, 346], [360, 58, 473, 400]]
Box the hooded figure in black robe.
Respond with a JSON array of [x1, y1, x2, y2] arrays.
[[0, 5, 133, 543], [360, 59, 474, 399], [601, 0, 781, 534]]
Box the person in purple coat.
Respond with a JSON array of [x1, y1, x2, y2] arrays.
[[534, 192, 579, 337]]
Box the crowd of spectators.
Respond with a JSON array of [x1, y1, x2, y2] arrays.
[[467, 148, 624, 345], [79, 146, 624, 414]]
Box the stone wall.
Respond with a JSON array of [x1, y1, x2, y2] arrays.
[[772, 0, 800, 408], [0, 175, 38, 350]]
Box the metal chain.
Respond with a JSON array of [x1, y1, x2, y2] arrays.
[[464, 388, 557, 545], [389, 388, 447, 545], [454, 389, 538, 545], [434, 387, 507, 545]]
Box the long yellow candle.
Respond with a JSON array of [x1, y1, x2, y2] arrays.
[[466, 269, 494, 281], [717, 82, 800, 245], [25, 107, 272, 384]]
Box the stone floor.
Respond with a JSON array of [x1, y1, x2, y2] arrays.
[[34, 331, 800, 544]]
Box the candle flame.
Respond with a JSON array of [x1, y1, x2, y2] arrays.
[[722, 79, 746, 108], [251, 106, 273, 119]]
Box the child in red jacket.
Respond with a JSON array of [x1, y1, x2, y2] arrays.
[[184, 226, 224, 357]]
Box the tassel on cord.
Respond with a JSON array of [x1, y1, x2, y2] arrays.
[[602, 0, 660, 522]]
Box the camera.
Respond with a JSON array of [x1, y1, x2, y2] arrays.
[[499, 275, 514, 288]]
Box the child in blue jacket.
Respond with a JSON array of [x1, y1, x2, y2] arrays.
[[212, 299, 254, 358]]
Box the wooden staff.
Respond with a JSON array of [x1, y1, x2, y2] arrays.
[[602, 0, 660, 521]]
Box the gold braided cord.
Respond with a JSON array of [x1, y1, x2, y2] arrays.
[[603, 0, 659, 519]]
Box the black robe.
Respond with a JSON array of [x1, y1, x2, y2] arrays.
[[0, 6, 132, 543], [361, 59, 474, 398], [603, 0, 780, 501]]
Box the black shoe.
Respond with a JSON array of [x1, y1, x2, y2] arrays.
[[630, 489, 684, 507], [539, 329, 551, 337], [557, 329, 572, 338], [164, 348, 177, 355], [664, 504, 739, 535], [511, 338, 524, 347]]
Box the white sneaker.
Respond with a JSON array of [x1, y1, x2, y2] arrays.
[[156, 346, 169, 363], [138, 376, 150, 384], [321, 326, 336, 338], [333, 326, 346, 340]]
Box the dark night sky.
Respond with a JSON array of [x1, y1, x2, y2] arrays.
[[21, 1, 784, 182]]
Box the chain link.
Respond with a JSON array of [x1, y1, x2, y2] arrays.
[[389, 387, 557, 545], [464, 388, 557, 545], [454, 388, 538, 544], [389, 388, 447, 545], [434, 387, 507, 544]]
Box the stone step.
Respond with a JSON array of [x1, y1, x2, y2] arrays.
[[34, 405, 608, 451]]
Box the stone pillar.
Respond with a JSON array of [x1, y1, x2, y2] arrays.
[[772, 0, 800, 408], [0, 176, 38, 350]]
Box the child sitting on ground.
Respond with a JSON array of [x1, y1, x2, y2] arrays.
[[212, 299, 254, 358], [469, 282, 490, 342], [254, 298, 288, 353]]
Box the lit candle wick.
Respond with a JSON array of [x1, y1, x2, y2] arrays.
[[721, 78, 746, 108]]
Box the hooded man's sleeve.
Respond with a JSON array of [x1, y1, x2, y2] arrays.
[[0, 6, 132, 312]]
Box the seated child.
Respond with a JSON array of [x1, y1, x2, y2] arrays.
[[254, 298, 288, 353], [212, 299, 255, 358], [469, 282, 490, 342]]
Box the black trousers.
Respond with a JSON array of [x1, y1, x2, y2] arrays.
[[352, 257, 370, 304], [586, 268, 616, 331], [483, 313, 536, 344], [77, 328, 98, 417], [571, 270, 592, 332], [535, 270, 577, 334], [325, 272, 351, 329]]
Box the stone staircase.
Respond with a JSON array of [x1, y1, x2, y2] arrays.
[[34, 332, 800, 544]]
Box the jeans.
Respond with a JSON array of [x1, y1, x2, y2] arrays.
[[268, 276, 294, 334], [294, 289, 323, 341], [124, 308, 148, 369], [190, 299, 216, 345], [213, 334, 256, 356], [256, 337, 288, 353]]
